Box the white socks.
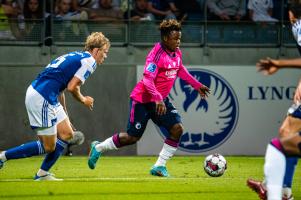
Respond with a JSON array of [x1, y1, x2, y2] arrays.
[[154, 143, 177, 167], [264, 144, 286, 200], [95, 137, 118, 153], [0, 151, 7, 162]]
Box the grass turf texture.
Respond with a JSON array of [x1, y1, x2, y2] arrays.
[[0, 156, 300, 200]]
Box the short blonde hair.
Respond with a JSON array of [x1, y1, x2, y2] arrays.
[[84, 32, 110, 51]]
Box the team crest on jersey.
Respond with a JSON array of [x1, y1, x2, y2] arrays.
[[157, 69, 239, 153], [135, 122, 142, 129], [146, 63, 157, 73]]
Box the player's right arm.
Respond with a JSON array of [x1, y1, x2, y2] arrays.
[[142, 61, 166, 115], [257, 57, 301, 75], [67, 76, 94, 110]]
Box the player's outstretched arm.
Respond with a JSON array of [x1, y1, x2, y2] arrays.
[[198, 85, 210, 99], [67, 76, 94, 110], [257, 57, 301, 75]]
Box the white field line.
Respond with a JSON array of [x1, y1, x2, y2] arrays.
[[0, 177, 237, 182]]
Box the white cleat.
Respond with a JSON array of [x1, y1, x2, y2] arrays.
[[34, 172, 63, 181]]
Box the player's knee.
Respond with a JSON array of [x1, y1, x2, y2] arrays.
[[43, 144, 56, 153], [169, 124, 184, 141], [280, 133, 301, 156], [278, 126, 289, 138], [170, 124, 184, 135]]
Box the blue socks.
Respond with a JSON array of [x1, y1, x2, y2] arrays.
[[40, 139, 68, 171], [283, 157, 298, 188], [4, 138, 68, 173], [5, 141, 45, 160]]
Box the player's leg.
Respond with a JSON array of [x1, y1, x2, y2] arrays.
[[0, 134, 53, 168], [88, 100, 149, 169], [150, 123, 183, 177], [150, 97, 182, 177], [264, 134, 301, 200], [280, 103, 301, 199], [247, 104, 301, 199], [264, 138, 286, 200], [0, 86, 56, 168], [35, 105, 73, 180]]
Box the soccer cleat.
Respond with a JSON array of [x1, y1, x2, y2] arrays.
[[88, 141, 101, 169], [282, 195, 294, 200], [34, 172, 63, 181], [246, 179, 267, 200], [282, 187, 294, 200], [150, 166, 170, 177]]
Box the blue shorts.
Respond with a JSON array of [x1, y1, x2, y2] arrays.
[[288, 103, 301, 119], [127, 97, 182, 137]]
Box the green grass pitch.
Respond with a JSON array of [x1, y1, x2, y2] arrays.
[[0, 156, 300, 200]]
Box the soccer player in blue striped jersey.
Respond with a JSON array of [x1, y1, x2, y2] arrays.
[[0, 32, 110, 180], [247, 3, 301, 200]]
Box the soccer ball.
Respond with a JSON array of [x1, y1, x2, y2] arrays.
[[204, 153, 227, 177]]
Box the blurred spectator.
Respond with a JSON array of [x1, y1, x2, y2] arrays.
[[55, 0, 89, 36], [89, 0, 123, 21], [124, 0, 153, 21], [207, 0, 247, 21], [56, 0, 82, 19], [23, 0, 52, 45], [23, 0, 43, 18], [174, 0, 205, 21], [56, 0, 81, 12], [0, 0, 19, 39], [248, 0, 278, 22], [91, 0, 121, 10], [147, 0, 178, 20]]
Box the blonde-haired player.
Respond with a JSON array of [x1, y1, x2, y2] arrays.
[[0, 32, 110, 180]]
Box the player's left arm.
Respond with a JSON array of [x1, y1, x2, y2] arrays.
[[70, 57, 96, 110], [178, 65, 210, 99], [67, 76, 94, 110]]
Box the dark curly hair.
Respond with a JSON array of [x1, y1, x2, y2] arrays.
[[289, 1, 301, 19], [159, 19, 181, 39]]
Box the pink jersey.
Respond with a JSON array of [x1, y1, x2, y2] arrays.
[[130, 43, 202, 103]]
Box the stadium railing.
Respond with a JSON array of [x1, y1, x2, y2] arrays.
[[0, 19, 296, 48]]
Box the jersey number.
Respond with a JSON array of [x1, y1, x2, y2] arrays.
[[46, 56, 66, 68]]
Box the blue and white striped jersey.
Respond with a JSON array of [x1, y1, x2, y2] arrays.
[[292, 19, 301, 54], [31, 51, 96, 105]]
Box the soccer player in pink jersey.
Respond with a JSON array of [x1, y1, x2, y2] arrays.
[[87, 19, 210, 177]]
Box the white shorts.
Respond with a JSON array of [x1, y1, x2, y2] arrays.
[[25, 85, 67, 135]]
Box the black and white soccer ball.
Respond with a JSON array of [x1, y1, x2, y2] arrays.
[[69, 131, 85, 146], [204, 153, 227, 177]]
